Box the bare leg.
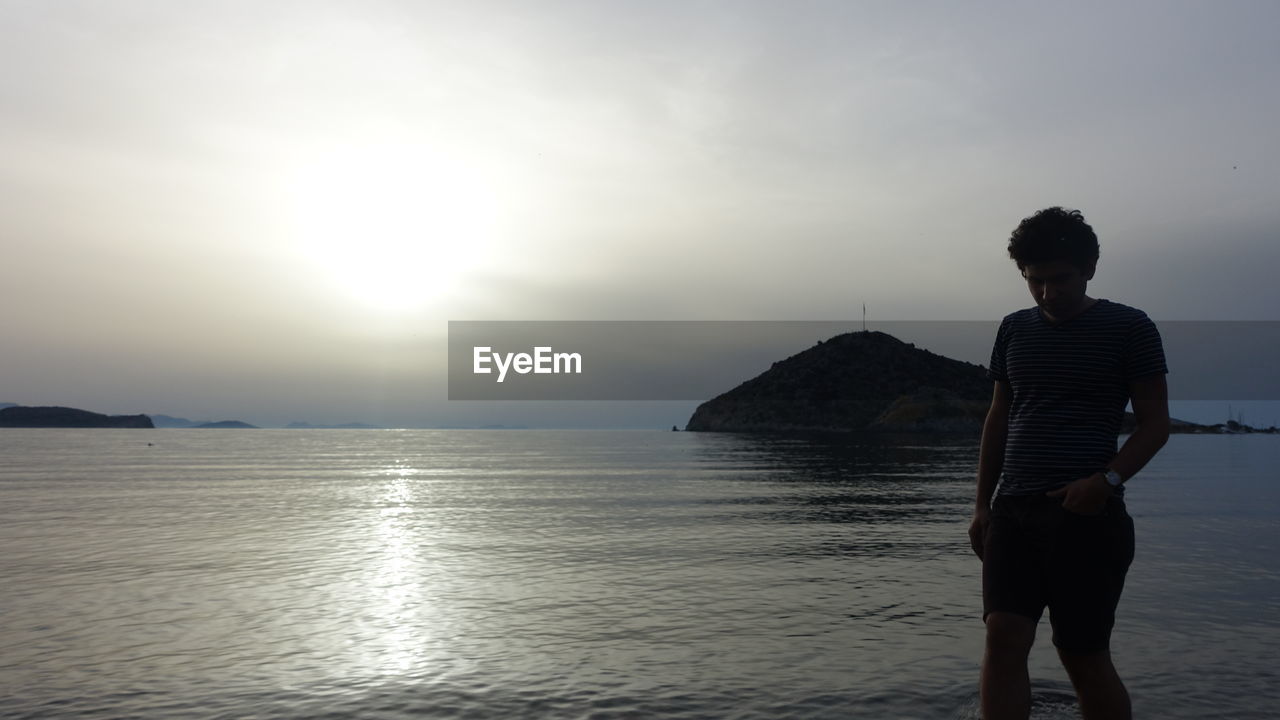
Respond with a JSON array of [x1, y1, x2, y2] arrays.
[[981, 611, 1037, 720], [1057, 647, 1131, 720]]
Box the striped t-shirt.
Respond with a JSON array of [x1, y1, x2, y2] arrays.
[[987, 299, 1168, 498]]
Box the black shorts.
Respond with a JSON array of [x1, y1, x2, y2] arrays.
[[982, 493, 1135, 653]]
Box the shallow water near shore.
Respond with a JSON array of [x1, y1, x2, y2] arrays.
[[1, 429, 1277, 719]]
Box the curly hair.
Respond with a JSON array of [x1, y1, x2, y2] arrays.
[[1007, 207, 1099, 271]]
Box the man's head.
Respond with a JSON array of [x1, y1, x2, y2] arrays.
[[1009, 207, 1099, 322], [1007, 206, 1098, 273]]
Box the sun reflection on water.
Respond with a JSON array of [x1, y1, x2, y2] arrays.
[[362, 467, 430, 677]]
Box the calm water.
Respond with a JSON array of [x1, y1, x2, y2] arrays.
[[0, 430, 1276, 719]]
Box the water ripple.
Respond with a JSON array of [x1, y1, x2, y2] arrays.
[[1, 430, 1277, 718]]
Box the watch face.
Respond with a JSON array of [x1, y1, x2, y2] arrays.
[[1105, 471, 1122, 486]]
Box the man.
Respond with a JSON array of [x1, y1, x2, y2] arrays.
[[969, 207, 1170, 720]]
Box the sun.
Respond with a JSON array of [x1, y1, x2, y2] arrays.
[[286, 142, 500, 312]]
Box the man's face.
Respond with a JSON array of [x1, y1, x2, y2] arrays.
[[1021, 260, 1095, 321]]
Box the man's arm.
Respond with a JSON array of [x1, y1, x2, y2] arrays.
[[1109, 373, 1171, 481], [1047, 374, 1170, 513], [969, 380, 1011, 559]]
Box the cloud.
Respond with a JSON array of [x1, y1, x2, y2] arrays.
[[2, 1, 1278, 424]]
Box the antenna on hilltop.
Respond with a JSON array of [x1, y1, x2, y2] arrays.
[[862, 303, 867, 332]]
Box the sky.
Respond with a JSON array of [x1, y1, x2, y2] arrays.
[[2, 0, 1278, 428]]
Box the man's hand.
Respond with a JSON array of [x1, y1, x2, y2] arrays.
[[1046, 474, 1112, 515], [968, 505, 991, 559]]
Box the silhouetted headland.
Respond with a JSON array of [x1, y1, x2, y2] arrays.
[[1153, 418, 1280, 435], [0, 405, 154, 428], [683, 331, 1255, 434], [685, 331, 991, 433]]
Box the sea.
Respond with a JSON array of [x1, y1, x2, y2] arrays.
[[1, 429, 1276, 719]]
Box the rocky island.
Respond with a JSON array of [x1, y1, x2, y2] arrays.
[[685, 331, 991, 433], [0, 405, 154, 428], [683, 331, 1261, 435]]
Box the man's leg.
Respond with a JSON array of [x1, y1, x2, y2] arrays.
[[1057, 647, 1131, 720], [981, 611, 1036, 720], [1049, 499, 1135, 719]]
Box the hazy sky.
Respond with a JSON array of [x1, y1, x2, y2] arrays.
[[3, 1, 1278, 427]]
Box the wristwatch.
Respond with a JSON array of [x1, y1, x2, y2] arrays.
[[1101, 469, 1123, 487]]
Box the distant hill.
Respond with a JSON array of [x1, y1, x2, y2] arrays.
[[686, 331, 991, 433], [432, 424, 530, 430], [286, 421, 381, 429], [149, 414, 201, 428], [1123, 415, 1277, 435], [149, 414, 259, 428], [684, 331, 1237, 435], [0, 405, 154, 428]]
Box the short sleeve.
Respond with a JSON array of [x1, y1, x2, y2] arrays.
[[1123, 312, 1168, 382], [987, 318, 1009, 382]]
